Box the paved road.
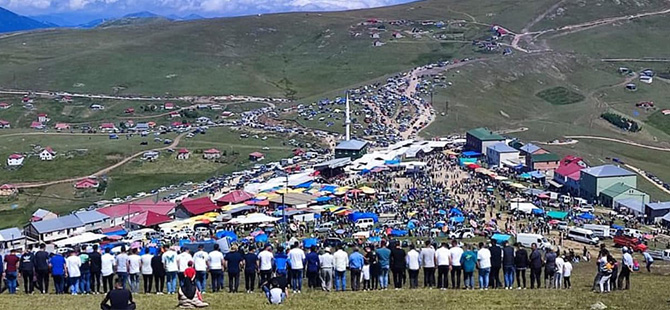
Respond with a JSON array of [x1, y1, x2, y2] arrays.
[[624, 164, 670, 195]]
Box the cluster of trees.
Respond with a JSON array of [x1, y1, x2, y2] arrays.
[[601, 112, 641, 132]]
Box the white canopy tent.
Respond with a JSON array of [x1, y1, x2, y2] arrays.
[[228, 213, 280, 225], [54, 232, 106, 247]]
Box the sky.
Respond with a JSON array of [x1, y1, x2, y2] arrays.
[[1, 0, 415, 19]]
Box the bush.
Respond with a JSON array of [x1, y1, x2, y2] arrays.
[[601, 112, 641, 132], [536, 87, 585, 105]]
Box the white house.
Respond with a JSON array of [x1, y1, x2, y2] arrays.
[[486, 143, 520, 167], [7, 154, 24, 166], [24, 214, 85, 243], [177, 148, 190, 160], [197, 116, 211, 124], [0, 120, 10, 129], [39, 147, 56, 161]]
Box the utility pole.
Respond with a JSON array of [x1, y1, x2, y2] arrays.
[[345, 92, 351, 141], [445, 100, 449, 115]]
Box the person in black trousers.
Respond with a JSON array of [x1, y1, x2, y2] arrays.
[[368, 245, 380, 290], [151, 252, 165, 294], [389, 242, 406, 289], [243, 246, 258, 293], [34, 244, 50, 294], [529, 243, 543, 289], [514, 243, 529, 289], [19, 246, 35, 294], [489, 240, 502, 289], [90, 245, 103, 294]]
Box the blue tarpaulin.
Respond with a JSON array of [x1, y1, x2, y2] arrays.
[[529, 171, 546, 179], [519, 173, 532, 179], [385, 158, 401, 165], [216, 230, 238, 242], [254, 234, 268, 243], [103, 229, 127, 236], [407, 221, 416, 229], [315, 196, 332, 202], [461, 151, 482, 158], [360, 169, 371, 175], [532, 208, 545, 215], [449, 208, 463, 216], [578, 213, 595, 220], [459, 158, 477, 166], [295, 181, 313, 189], [368, 236, 382, 243], [449, 216, 465, 223], [611, 224, 624, 230], [491, 234, 512, 243], [390, 229, 408, 236], [303, 238, 318, 248], [321, 185, 337, 193], [435, 221, 446, 228]]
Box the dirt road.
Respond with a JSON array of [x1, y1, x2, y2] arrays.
[[563, 135, 670, 152], [625, 164, 670, 195]]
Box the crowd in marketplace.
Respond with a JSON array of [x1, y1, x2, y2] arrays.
[[0, 145, 665, 308]]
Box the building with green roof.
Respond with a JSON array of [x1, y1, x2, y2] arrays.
[[465, 127, 505, 153], [528, 153, 561, 173], [599, 182, 649, 208]]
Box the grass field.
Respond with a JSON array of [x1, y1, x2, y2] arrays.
[[0, 257, 667, 310], [536, 86, 585, 105]]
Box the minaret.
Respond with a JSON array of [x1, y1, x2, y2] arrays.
[[345, 92, 351, 141]]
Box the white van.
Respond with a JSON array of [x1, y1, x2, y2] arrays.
[[566, 227, 599, 245], [516, 233, 552, 249], [124, 228, 155, 242], [583, 224, 611, 239], [355, 218, 375, 229]]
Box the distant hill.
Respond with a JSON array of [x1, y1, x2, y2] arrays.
[[123, 11, 161, 18], [0, 7, 57, 33], [96, 16, 170, 28]]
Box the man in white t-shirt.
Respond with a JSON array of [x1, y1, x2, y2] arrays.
[[66, 251, 82, 295], [287, 242, 306, 293], [477, 242, 491, 290], [177, 248, 193, 286], [100, 248, 116, 293], [563, 259, 573, 289], [449, 240, 464, 289], [140, 248, 154, 294], [435, 242, 451, 290], [208, 244, 225, 292], [554, 255, 565, 290], [127, 248, 142, 293], [162, 245, 179, 294], [257, 245, 274, 287], [193, 244, 210, 293]]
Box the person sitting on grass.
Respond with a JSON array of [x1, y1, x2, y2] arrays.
[[100, 278, 136, 310], [177, 263, 209, 309], [261, 273, 290, 305]]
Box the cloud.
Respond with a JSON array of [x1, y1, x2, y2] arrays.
[[2, 0, 413, 16]]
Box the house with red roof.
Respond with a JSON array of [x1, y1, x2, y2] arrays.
[[128, 211, 172, 229], [54, 123, 70, 131], [37, 113, 49, 123], [177, 148, 190, 160], [0, 102, 11, 109], [169, 111, 181, 118], [7, 154, 24, 166], [74, 178, 99, 190], [97, 199, 175, 226], [125, 108, 135, 114], [249, 152, 265, 161], [164, 102, 175, 110], [39, 147, 56, 161], [0, 120, 10, 129], [216, 190, 254, 205], [552, 155, 589, 195], [174, 197, 217, 218], [0, 184, 18, 196], [30, 121, 44, 130], [99, 122, 118, 133], [203, 149, 221, 160], [22, 96, 33, 103]]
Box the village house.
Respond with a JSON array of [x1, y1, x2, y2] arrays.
[[99, 122, 118, 133], [373, 40, 385, 47], [169, 111, 181, 118], [164, 102, 175, 110], [197, 116, 211, 124], [22, 96, 33, 104], [0, 184, 18, 196], [599, 183, 649, 208], [221, 111, 233, 118], [97, 199, 175, 227], [24, 214, 85, 243], [392, 32, 403, 39], [37, 113, 49, 123], [645, 202, 670, 223], [134, 123, 150, 131], [486, 143, 519, 167], [174, 197, 218, 219], [90, 104, 105, 110], [59, 96, 73, 103], [125, 108, 135, 114], [465, 127, 506, 154], [7, 153, 24, 166], [249, 152, 265, 161], [74, 178, 99, 189], [54, 123, 70, 131], [143, 151, 160, 161], [39, 147, 56, 161], [0, 227, 25, 250], [580, 165, 636, 203], [73, 210, 110, 231], [518, 143, 548, 162], [552, 156, 589, 195], [0, 102, 11, 109], [335, 139, 368, 159], [30, 121, 44, 130], [31, 208, 58, 222], [0, 120, 10, 129], [527, 153, 561, 174], [203, 148, 221, 160], [177, 148, 190, 160]]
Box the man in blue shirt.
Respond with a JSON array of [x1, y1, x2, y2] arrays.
[[348, 247, 365, 291], [274, 247, 288, 276], [49, 252, 67, 294], [375, 240, 391, 290], [305, 246, 320, 290]]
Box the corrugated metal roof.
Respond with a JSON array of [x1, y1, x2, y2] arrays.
[[646, 201, 670, 211], [335, 139, 368, 150], [74, 210, 109, 224], [30, 214, 83, 233], [467, 127, 504, 141], [0, 227, 24, 240], [581, 165, 635, 178], [520, 143, 542, 154], [601, 183, 634, 198], [487, 142, 518, 153]]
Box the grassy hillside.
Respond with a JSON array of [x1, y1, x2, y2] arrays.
[[0, 0, 561, 98]]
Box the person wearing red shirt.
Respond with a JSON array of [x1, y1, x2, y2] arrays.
[[4, 249, 20, 294]]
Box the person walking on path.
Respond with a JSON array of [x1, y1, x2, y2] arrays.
[[643, 250, 654, 272]]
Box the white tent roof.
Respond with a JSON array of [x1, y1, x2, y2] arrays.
[[54, 232, 106, 247], [243, 170, 315, 194], [228, 213, 280, 225]]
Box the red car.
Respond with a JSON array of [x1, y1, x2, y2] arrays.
[[614, 235, 648, 252]]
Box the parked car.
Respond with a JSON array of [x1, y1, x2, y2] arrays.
[[448, 228, 475, 239]]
